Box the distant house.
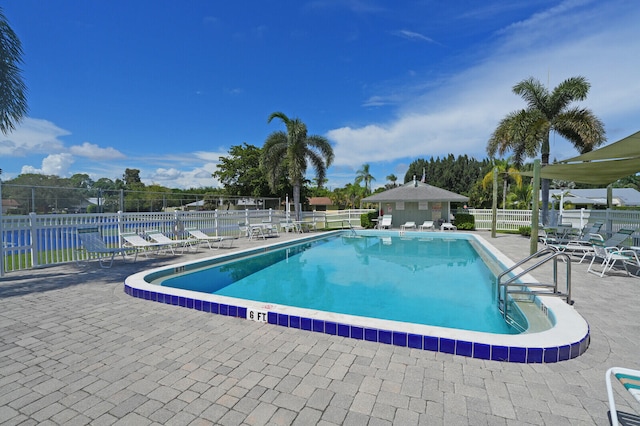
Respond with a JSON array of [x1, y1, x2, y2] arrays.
[[2, 199, 20, 214], [546, 188, 640, 207], [308, 197, 333, 211]]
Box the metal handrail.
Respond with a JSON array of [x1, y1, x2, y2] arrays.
[[497, 248, 573, 322]]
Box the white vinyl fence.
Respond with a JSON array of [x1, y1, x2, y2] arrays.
[[3, 207, 639, 274], [0, 209, 371, 274]]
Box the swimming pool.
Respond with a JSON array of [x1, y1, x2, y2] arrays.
[[125, 230, 590, 363]]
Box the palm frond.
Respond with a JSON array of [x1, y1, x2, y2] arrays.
[[553, 107, 606, 153]]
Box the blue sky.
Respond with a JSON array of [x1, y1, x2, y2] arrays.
[[1, 0, 639, 191]]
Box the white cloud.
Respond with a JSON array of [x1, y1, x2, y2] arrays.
[[391, 30, 436, 44], [69, 142, 125, 160], [194, 151, 227, 162], [144, 164, 220, 189], [0, 118, 69, 157], [326, 0, 640, 169], [21, 153, 74, 176]]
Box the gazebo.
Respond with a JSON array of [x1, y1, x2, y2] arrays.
[[362, 179, 468, 228]]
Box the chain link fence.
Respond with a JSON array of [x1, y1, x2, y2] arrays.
[[1, 183, 281, 214]]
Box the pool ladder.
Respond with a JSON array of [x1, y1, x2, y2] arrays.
[[497, 247, 573, 325], [342, 220, 358, 237]]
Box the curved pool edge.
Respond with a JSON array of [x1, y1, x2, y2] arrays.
[[124, 230, 590, 363]]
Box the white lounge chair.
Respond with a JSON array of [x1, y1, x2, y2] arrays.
[[419, 221, 435, 231], [378, 215, 392, 229], [185, 228, 234, 249], [606, 367, 640, 426], [400, 221, 416, 232], [121, 231, 172, 257], [77, 227, 137, 268], [441, 222, 457, 231], [146, 230, 198, 254]]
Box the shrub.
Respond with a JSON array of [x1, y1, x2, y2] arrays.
[[518, 226, 531, 237], [453, 213, 475, 230], [360, 212, 378, 229]]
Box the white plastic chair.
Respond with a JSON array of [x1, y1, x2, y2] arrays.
[[185, 228, 234, 249], [419, 221, 434, 231], [606, 367, 640, 426], [400, 221, 416, 232]]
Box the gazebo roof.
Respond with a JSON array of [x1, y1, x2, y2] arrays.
[[362, 180, 468, 203]]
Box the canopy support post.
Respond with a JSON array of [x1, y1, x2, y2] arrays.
[[491, 168, 497, 238], [530, 160, 541, 255]]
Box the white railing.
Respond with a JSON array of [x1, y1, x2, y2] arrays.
[[469, 208, 640, 242], [469, 209, 534, 231], [0, 209, 372, 273]]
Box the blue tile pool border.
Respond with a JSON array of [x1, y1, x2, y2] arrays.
[[123, 230, 591, 364], [123, 283, 590, 363]]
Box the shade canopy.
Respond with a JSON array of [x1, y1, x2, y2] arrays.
[[522, 131, 640, 185]]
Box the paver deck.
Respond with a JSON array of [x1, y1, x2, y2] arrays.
[[1, 230, 639, 425]]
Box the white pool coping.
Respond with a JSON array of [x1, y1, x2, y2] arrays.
[[124, 230, 590, 363]]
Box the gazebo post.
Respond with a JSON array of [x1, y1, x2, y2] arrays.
[[491, 168, 498, 238], [530, 160, 541, 255]]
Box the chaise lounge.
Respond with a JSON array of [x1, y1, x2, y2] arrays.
[[185, 228, 234, 249], [77, 227, 138, 268], [606, 367, 640, 426]]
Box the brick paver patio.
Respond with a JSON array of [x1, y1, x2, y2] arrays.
[[1, 231, 639, 425]]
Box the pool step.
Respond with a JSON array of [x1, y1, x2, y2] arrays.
[[512, 300, 553, 333]]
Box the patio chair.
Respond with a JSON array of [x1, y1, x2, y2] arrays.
[[378, 215, 392, 229], [279, 220, 299, 233], [146, 230, 198, 254], [550, 227, 631, 263], [400, 221, 416, 232], [77, 227, 137, 268], [121, 231, 172, 257], [260, 220, 280, 237], [539, 227, 559, 246], [185, 228, 234, 249], [606, 367, 640, 426], [587, 235, 640, 277], [441, 222, 457, 231], [419, 221, 435, 231]]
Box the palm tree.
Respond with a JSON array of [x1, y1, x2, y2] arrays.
[[386, 174, 398, 188], [355, 163, 375, 195], [0, 7, 28, 135], [487, 76, 605, 224], [261, 112, 334, 221], [508, 183, 533, 210], [481, 158, 523, 210]]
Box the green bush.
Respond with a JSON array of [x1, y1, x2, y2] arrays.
[[360, 212, 378, 229], [518, 226, 531, 237], [453, 213, 475, 230]]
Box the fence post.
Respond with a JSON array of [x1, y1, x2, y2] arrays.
[[29, 212, 39, 267], [214, 209, 219, 236], [117, 211, 124, 247]]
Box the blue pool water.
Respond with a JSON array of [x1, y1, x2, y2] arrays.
[[159, 234, 517, 334]]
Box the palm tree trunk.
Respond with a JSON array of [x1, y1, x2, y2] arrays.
[[293, 183, 301, 221], [503, 177, 507, 210], [540, 133, 551, 225]]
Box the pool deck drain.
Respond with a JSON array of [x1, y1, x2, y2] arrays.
[[1, 230, 639, 424]]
